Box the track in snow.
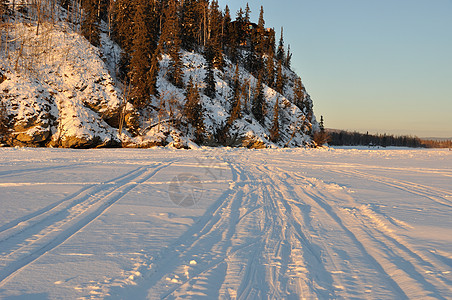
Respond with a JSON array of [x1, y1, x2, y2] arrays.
[[0, 161, 175, 287], [1, 148, 451, 299], [108, 153, 452, 300]]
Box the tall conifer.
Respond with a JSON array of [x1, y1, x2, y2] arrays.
[[81, 0, 100, 46], [270, 98, 280, 142], [184, 77, 205, 144], [159, 0, 183, 87], [275, 60, 285, 94], [129, 0, 151, 107], [276, 27, 285, 62], [252, 73, 266, 125], [181, 0, 199, 51], [293, 78, 305, 112]]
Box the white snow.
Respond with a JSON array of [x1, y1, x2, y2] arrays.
[[0, 147, 451, 299]]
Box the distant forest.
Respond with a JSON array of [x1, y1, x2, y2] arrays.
[[327, 130, 452, 148]]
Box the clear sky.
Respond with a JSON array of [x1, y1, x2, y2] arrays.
[[218, 0, 452, 138]]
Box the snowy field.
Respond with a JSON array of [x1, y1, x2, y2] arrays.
[[0, 147, 451, 299]]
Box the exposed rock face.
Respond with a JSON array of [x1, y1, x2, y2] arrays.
[[0, 23, 124, 148], [0, 71, 6, 84]]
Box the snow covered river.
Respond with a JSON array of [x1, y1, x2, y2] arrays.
[[0, 147, 451, 299]]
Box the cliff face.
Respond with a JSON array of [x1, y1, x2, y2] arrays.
[[0, 21, 318, 148]]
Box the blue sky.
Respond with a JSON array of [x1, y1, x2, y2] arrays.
[[218, 0, 452, 137]]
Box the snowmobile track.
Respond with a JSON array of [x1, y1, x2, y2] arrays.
[[0, 161, 175, 287]]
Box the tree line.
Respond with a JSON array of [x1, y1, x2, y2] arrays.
[[327, 130, 452, 148], [74, 0, 295, 107]]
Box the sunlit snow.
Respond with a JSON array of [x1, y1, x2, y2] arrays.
[[0, 147, 451, 299]]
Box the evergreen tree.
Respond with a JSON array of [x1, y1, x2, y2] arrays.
[[252, 73, 266, 125], [184, 77, 205, 144], [234, 8, 246, 47], [270, 98, 280, 142], [293, 78, 305, 112], [204, 44, 216, 98], [228, 65, 242, 125], [112, 0, 134, 48], [285, 44, 292, 69], [236, 7, 245, 23], [225, 7, 241, 63], [244, 3, 251, 23], [256, 6, 266, 56], [275, 60, 285, 94], [112, 0, 135, 80], [128, 0, 159, 107], [181, 0, 199, 51], [147, 50, 159, 97], [276, 27, 285, 62], [222, 5, 232, 51], [129, 0, 151, 107], [244, 42, 258, 74], [159, 0, 183, 88], [265, 50, 275, 88], [206, 0, 224, 70], [81, 0, 100, 46]]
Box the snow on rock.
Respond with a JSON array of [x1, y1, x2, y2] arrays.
[[1, 19, 318, 148], [0, 22, 125, 147]]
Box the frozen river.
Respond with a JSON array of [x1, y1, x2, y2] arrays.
[[0, 147, 451, 299]]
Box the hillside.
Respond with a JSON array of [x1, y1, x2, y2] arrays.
[[0, 1, 319, 148]]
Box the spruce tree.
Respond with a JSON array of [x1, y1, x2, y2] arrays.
[[159, 0, 183, 88], [285, 44, 292, 69], [181, 0, 199, 51], [228, 65, 242, 125], [81, 0, 100, 46], [244, 3, 251, 23], [293, 78, 305, 112], [244, 42, 258, 74], [184, 77, 205, 144], [129, 0, 151, 107], [206, 0, 224, 70], [222, 5, 232, 51], [265, 50, 275, 88], [234, 8, 246, 47], [204, 44, 216, 98], [112, 0, 134, 80], [128, 0, 159, 107], [147, 50, 159, 97], [275, 60, 285, 94], [270, 98, 280, 142], [276, 27, 285, 62], [252, 73, 266, 125], [256, 6, 266, 56]]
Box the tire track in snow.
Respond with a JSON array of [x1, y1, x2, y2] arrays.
[[276, 166, 451, 299], [109, 159, 292, 299], [0, 162, 89, 178], [0, 160, 175, 287], [328, 168, 452, 208], [145, 161, 255, 299], [0, 164, 153, 240]]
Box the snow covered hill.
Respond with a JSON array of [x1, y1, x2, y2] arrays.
[[0, 16, 318, 148], [0, 20, 127, 148], [0, 147, 451, 298]]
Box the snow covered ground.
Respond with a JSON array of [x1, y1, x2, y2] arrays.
[[0, 147, 451, 299]]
